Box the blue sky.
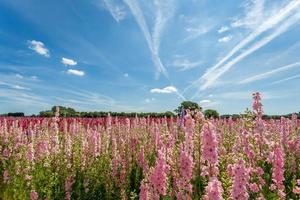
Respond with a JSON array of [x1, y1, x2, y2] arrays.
[[0, 0, 300, 115]]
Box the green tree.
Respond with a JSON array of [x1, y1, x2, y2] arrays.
[[51, 106, 76, 117], [175, 101, 201, 114], [204, 109, 219, 119]]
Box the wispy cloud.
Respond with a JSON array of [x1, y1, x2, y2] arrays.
[[179, 14, 213, 43], [183, 25, 210, 43], [62, 57, 77, 66], [56, 88, 145, 112], [240, 61, 300, 84], [150, 86, 177, 94], [217, 91, 284, 100], [189, 1, 300, 91], [172, 58, 202, 71], [231, 0, 265, 29], [123, 0, 175, 78], [103, 0, 126, 22], [66, 69, 85, 76], [270, 74, 300, 85], [0, 81, 30, 90], [123, 73, 129, 77], [28, 40, 50, 57], [218, 26, 230, 33], [15, 74, 24, 79], [0, 89, 51, 108], [218, 35, 232, 43], [13, 85, 31, 90], [145, 97, 155, 103]]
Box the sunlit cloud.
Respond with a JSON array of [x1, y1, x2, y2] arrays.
[[67, 69, 85, 76], [218, 35, 232, 43], [150, 86, 177, 94], [62, 57, 77, 66], [218, 26, 230, 33], [28, 40, 50, 57]]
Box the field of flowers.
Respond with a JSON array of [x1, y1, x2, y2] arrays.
[[0, 93, 300, 200]]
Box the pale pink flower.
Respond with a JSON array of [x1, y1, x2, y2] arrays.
[[203, 177, 223, 200], [139, 182, 149, 200], [293, 186, 300, 194], [249, 183, 259, 193], [65, 176, 74, 200], [230, 159, 249, 200], [201, 122, 219, 176], [30, 190, 39, 200], [148, 150, 169, 198], [272, 146, 285, 193], [3, 170, 9, 183]]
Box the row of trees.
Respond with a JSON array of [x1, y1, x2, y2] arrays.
[[39, 106, 177, 118], [2, 101, 299, 119], [37, 102, 221, 118]]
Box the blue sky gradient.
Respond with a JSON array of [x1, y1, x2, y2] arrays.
[[0, 0, 300, 115]]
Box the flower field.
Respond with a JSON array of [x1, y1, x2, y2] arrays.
[[1, 93, 300, 200]]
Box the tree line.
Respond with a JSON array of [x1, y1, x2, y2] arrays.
[[1, 101, 299, 119]]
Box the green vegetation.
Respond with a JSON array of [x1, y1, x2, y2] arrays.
[[204, 109, 220, 119], [174, 101, 202, 114]]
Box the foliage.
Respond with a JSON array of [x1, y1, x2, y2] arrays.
[[174, 101, 201, 114], [204, 109, 219, 119], [38, 106, 175, 118]]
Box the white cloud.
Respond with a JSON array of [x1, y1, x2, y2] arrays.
[[103, 0, 126, 22], [199, 99, 211, 104], [218, 26, 230, 33], [62, 57, 77, 66], [13, 85, 30, 90], [67, 69, 85, 76], [124, 73, 129, 77], [150, 86, 177, 94], [240, 61, 300, 84], [173, 58, 202, 71], [15, 74, 23, 79], [218, 35, 232, 43], [189, 1, 300, 91], [28, 40, 50, 57]]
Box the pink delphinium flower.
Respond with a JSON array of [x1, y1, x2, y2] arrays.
[[293, 186, 300, 194], [203, 177, 224, 200], [201, 122, 219, 176], [27, 142, 35, 164], [183, 113, 195, 155], [148, 150, 170, 199], [65, 176, 74, 200], [252, 92, 263, 118], [230, 159, 250, 200], [139, 182, 149, 200], [176, 148, 194, 199], [3, 170, 9, 183], [138, 146, 149, 172], [30, 190, 39, 200], [249, 183, 259, 193], [271, 145, 285, 197]]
